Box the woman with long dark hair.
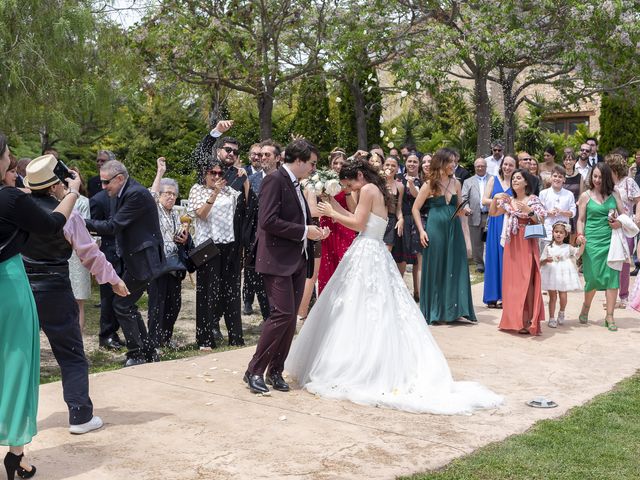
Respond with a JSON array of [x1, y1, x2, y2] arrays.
[[490, 169, 547, 335], [411, 148, 476, 324], [1, 133, 81, 478], [285, 157, 502, 414], [576, 163, 624, 330]]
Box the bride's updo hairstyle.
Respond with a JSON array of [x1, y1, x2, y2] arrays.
[[339, 157, 391, 207], [428, 147, 457, 196]]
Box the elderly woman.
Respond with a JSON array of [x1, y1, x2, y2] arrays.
[[605, 153, 640, 308], [188, 159, 246, 349], [576, 163, 625, 331], [148, 157, 190, 349], [0, 134, 82, 478], [490, 169, 547, 335]]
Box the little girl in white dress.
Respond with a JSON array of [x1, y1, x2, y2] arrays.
[[540, 222, 584, 327]]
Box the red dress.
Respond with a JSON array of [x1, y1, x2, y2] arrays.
[[318, 191, 357, 293]]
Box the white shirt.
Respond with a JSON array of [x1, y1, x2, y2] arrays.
[[539, 187, 576, 240], [281, 164, 309, 247], [575, 161, 591, 181], [187, 183, 240, 246], [476, 175, 489, 212], [484, 155, 503, 177]]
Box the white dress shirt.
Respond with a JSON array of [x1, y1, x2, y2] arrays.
[[484, 155, 503, 177], [282, 164, 309, 248]]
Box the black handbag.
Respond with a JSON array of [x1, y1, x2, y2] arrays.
[[188, 238, 220, 267]]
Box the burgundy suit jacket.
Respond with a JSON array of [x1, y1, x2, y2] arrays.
[[255, 166, 313, 277]]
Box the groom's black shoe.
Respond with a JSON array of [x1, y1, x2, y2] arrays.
[[265, 372, 290, 392], [244, 371, 269, 394]]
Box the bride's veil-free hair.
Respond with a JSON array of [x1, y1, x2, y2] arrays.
[[338, 157, 391, 207]]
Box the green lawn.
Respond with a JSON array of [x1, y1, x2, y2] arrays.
[[402, 373, 640, 480]]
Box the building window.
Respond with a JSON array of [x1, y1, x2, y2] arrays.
[[541, 115, 591, 136]]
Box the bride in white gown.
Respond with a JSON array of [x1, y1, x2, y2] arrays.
[[285, 158, 503, 414]]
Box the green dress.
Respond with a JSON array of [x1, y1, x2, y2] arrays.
[[419, 194, 476, 323], [583, 196, 620, 291]]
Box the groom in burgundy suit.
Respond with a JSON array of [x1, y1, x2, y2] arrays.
[[244, 139, 328, 394]]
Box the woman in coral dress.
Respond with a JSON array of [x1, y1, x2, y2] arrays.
[[318, 149, 357, 294], [490, 169, 547, 335]]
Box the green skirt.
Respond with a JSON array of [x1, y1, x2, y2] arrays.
[[0, 254, 40, 446]]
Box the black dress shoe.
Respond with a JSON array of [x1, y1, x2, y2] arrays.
[[243, 371, 269, 394], [631, 266, 639, 277], [124, 357, 146, 367], [265, 372, 290, 392], [99, 337, 122, 350]]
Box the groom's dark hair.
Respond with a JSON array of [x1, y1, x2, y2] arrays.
[[284, 139, 318, 164]]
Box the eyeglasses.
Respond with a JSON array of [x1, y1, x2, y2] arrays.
[[580, 148, 590, 152], [521, 157, 532, 162], [493, 148, 503, 152], [208, 171, 223, 177], [223, 147, 239, 156], [160, 191, 177, 197], [100, 173, 121, 185]]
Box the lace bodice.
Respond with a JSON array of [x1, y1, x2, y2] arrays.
[[360, 212, 388, 241]]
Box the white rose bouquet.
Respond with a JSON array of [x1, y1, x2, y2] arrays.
[[301, 169, 342, 197]]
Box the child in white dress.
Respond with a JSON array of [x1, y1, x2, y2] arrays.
[[540, 222, 584, 327]]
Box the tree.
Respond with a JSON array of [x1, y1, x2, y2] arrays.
[[292, 75, 333, 154], [135, 0, 331, 140], [0, 0, 125, 152], [599, 91, 640, 155]]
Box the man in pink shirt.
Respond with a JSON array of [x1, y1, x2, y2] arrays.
[[22, 155, 128, 435]]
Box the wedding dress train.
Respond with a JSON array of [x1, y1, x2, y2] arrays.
[[285, 212, 503, 414]]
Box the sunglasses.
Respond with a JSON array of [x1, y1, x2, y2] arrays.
[[580, 148, 590, 152], [100, 173, 121, 185], [223, 146, 239, 156], [493, 148, 503, 152], [208, 171, 223, 177]]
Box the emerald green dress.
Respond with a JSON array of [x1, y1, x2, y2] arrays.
[[583, 196, 620, 291], [419, 194, 476, 323]]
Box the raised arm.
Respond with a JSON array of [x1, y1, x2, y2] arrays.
[[151, 157, 166, 195]]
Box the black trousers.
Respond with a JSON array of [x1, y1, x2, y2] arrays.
[[35, 289, 93, 425], [112, 270, 154, 360], [242, 266, 270, 320], [98, 282, 121, 342], [196, 242, 244, 347], [147, 272, 182, 347]]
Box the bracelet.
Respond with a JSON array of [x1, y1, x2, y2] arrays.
[[65, 190, 80, 199]]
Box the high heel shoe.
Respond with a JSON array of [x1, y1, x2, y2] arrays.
[[579, 304, 589, 324], [4, 452, 36, 480], [604, 314, 618, 332]]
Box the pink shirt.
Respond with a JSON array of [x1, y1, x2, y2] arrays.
[[63, 210, 121, 285]]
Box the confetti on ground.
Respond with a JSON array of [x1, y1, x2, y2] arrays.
[[278, 415, 287, 421]]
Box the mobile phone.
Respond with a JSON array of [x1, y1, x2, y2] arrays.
[[222, 166, 246, 191], [53, 160, 75, 182]]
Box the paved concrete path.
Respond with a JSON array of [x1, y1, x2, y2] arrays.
[[32, 284, 640, 479]]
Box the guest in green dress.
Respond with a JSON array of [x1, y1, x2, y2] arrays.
[[412, 148, 476, 324], [575, 162, 624, 331], [0, 133, 80, 478]]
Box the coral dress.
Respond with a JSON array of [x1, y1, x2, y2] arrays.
[[318, 190, 357, 293], [498, 197, 546, 336]]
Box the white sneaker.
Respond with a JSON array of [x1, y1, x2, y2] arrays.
[[69, 416, 103, 435], [548, 318, 558, 328], [557, 311, 565, 325]]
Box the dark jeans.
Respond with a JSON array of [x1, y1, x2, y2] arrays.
[[196, 242, 244, 348], [147, 272, 182, 347], [35, 289, 93, 425], [242, 266, 270, 320], [112, 271, 154, 360]]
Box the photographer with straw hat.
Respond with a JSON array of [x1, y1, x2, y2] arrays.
[[22, 154, 129, 435]]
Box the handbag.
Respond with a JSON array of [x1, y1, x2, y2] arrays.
[[524, 220, 546, 239], [160, 252, 188, 278], [188, 238, 220, 267]]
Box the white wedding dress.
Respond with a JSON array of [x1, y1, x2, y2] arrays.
[[285, 212, 503, 414]]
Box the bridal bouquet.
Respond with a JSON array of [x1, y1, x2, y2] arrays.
[[301, 169, 343, 196]]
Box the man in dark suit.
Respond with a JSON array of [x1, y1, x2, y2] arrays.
[[243, 139, 282, 320], [244, 139, 328, 394], [86, 160, 165, 366], [586, 137, 602, 167], [90, 189, 124, 350]]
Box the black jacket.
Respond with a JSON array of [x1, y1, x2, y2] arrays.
[[86, 178, 165, 282], [89, 190, 119, 267]]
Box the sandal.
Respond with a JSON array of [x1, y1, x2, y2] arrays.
[[604, 314, 618, 331], [579, 304, 589, 324]]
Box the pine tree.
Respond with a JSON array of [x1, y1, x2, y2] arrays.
[[292, 75, 333, 154]]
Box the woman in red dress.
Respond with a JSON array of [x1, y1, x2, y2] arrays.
[[317, 149, 357, 294]]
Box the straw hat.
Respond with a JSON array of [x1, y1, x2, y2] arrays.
[[24, 154, 60, 190]]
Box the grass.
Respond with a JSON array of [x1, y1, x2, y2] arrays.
[[402, 373, 640, 480]]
